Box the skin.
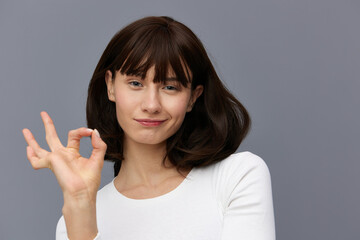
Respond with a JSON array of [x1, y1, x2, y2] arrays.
[[105, 66, 203, 198], [22, 113, 106, 240], [22, 66, 203, 239]]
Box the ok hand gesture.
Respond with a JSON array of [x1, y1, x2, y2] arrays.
[[22, 111, 107, 201]]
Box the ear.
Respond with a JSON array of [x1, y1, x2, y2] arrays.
[[187, 85, 204, 112], [105, 70, 115, 102]]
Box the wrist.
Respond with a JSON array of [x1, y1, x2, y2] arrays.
[[63, 187, 96, 204], [62, 195, 98, 240], [62, 194, 96, 214]]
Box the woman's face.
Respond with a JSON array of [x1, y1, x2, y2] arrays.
[[105, 66, 203, 147]]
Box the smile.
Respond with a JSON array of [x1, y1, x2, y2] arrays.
[[134, 119, 167, 127]]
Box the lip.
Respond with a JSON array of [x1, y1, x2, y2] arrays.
[[134, 119, 167, 127]]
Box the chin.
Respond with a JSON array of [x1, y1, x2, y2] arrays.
[[129, 136, 168, 146]]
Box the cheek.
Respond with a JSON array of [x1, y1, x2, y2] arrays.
[[166, 96, 190, 118], [114, 91, 136, 116]]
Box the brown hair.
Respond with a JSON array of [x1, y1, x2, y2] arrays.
[[86, 16, 251, 177]]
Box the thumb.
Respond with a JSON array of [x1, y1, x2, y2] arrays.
[[90, 129, 107, 162]]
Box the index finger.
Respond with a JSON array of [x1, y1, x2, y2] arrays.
[[40, 111, 63, 150]]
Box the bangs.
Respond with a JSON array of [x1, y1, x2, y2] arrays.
[[115, 26, 191, 86]]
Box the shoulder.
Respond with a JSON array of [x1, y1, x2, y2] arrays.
[[197, 151, 271, 185], [215, 151, 271, 180], [214, 152, 276, 239], [96, 180, 116, 201], [210, 151, 273, 212], [220, 151, 268, 167]]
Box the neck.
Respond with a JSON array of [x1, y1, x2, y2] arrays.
[[117, 139, 179, 187]]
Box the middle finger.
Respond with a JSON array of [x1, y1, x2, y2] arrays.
[[40, 111, 63, 151]]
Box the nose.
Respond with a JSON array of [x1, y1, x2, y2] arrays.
[[140, 87, 162, 114]]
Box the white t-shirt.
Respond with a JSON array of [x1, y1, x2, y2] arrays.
[[56, 151, 275, 240]]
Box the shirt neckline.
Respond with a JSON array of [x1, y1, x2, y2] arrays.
[[110, 167, 196, 203]]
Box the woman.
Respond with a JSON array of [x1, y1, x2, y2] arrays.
[[23, 16, 275, 240]]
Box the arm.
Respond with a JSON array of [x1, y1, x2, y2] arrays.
[[221, 153, 276, 240], [23, 111, 107, 240]]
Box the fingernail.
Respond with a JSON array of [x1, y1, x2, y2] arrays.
[[94, 129, 100, 138], [86, 128, 94, 133]]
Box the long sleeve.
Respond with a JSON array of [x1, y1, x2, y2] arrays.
[[56, 216, 102, 240], [219, 152, 276, 239]]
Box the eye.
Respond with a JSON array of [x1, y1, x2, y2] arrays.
[[163, 85, 178, 91], [163, 80, 181, 91], [129, 80, 143, 87]]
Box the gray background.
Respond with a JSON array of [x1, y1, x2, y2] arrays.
[[0, 0, 359, 239]]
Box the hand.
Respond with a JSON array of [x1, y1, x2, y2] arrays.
[[22, 111, 107, 201]]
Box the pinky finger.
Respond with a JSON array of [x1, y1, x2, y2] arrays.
[[26, 146, 49, 170]]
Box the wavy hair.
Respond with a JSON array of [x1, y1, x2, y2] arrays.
[[86, 16, 251, 177]]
